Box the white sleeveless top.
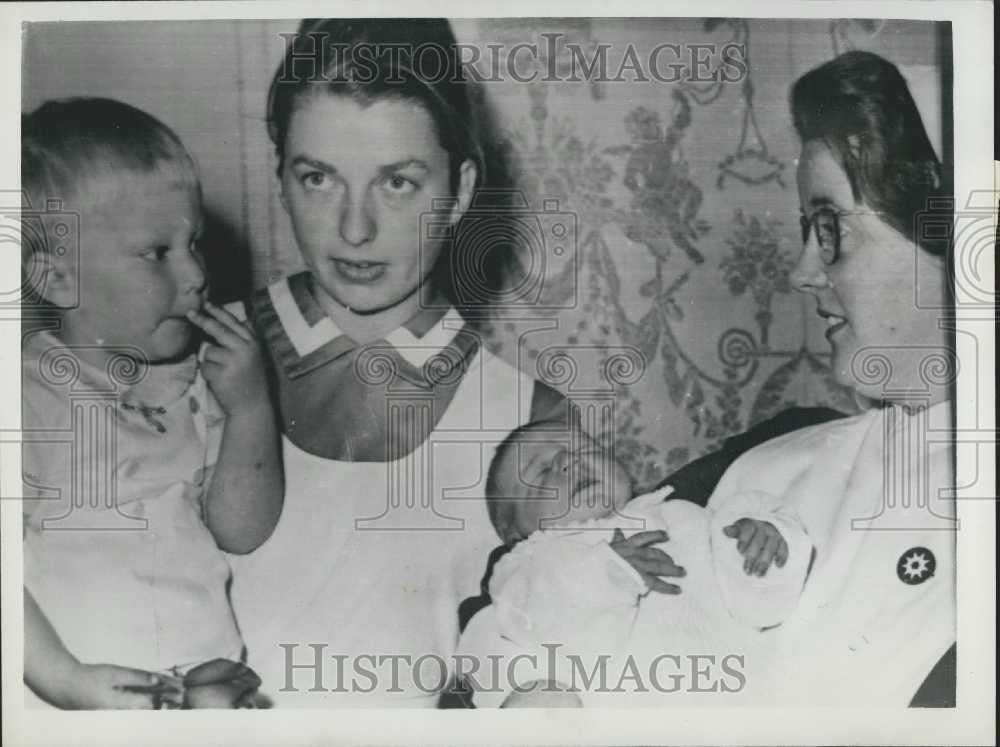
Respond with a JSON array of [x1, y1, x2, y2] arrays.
[[229, 317, 535, 707]]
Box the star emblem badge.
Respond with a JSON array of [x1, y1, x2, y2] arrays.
[[897, 546, 936, 585]]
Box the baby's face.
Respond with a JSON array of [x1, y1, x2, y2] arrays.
[[498, 435, 632, 541]]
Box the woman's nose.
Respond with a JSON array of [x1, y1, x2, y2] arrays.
[[338, 190, 376, 247], [790, 235, 829, 294]]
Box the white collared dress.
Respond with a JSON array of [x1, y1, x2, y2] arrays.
[[228, 274, 548, 707]]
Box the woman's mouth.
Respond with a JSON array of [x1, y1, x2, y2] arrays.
[[331, 258, 387, 284]]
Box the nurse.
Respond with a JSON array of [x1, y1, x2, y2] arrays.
[[228, 18, 634, 707], [469, 50, 957, 708]]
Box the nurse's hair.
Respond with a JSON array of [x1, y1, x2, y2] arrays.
[[791, 51, 950, 258], [267, 18, 482, 191]]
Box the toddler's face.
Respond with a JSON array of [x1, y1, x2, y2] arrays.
[[498, 435, 632, 542], [57, 173, 206, 364]]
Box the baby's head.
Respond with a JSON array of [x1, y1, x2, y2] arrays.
[[22, 98, 206, 364], [486, 421, 633, 545]]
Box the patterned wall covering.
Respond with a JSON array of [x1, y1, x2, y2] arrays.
[[23, 18, 947, 490]]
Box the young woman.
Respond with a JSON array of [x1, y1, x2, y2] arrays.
[[227, 18, 644, 707]]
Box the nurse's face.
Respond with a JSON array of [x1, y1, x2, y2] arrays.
[[279, 93, 475, 314], [791, 139, 948, 402]]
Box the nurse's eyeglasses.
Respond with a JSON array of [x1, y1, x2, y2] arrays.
[[800, 206, 885, 266], [799, 206, 845, 266]]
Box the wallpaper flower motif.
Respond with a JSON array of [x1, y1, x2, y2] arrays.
[[719, 209, 795, 346]]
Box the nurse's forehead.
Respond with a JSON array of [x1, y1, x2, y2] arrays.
[[286, 94, 443, 161], [797, 140, 854, 206]]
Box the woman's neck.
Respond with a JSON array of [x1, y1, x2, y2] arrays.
[[312, 280, 440, 344]]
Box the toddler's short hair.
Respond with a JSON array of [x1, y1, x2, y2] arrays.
[[21, 98, 200, 272]]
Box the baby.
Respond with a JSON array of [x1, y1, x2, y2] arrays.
[[21, 98, 283, 709], [458, 422, 813, 707], [484, 419, 635, 546]]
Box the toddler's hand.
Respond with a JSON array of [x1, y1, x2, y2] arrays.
[[57, 663, 183, 709], [723, 518, 788, 576], [187, 301, 268, 414], [610, 528, 686, 594]]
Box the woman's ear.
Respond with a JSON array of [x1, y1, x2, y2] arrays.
[[275, 165, 290, 213], [277, 183, 289, 213], [846, 134, 863, 162], [448, 159, 478, 225]]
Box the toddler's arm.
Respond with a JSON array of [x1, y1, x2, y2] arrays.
[[24, 589, 180, 709], [188, 302, 284, 554]]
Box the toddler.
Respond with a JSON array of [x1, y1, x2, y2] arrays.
[[458, 422, 814, 706], [21, 98, 283, 709]]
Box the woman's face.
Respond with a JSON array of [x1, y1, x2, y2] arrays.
[[792, 139, 948, 402], [279, 93, 474, 315]]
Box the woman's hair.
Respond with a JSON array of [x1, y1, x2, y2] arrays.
[[267, 18, 481, 190], [791, 51, 951, 258]]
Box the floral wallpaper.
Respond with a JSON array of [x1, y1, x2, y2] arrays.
[[452, 18, 945, 487], [22, 17, 947, 490]]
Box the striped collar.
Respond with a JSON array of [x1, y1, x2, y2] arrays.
[[253, 272, 466, 380]]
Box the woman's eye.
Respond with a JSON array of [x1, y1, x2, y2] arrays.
[[381, 174, 417, 195], [301, 171, 332, 190]]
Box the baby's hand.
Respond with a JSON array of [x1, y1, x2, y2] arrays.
[[187, 301, 268, 415], [57, 663, 183, 709], [610, 528, 686, 594], [723, 518, 788, 576]]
